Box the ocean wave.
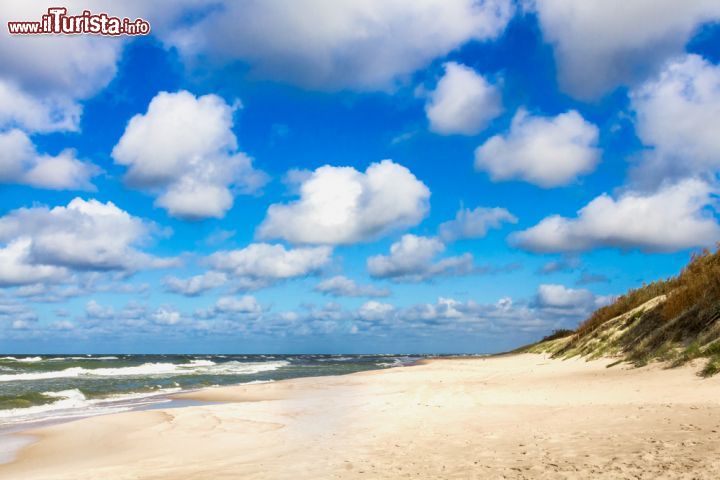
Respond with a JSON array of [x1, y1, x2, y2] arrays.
[[0, 356, 43, 363], [376, 357, 416, 368], [0, 388, 181, 424], [0, 360, 290, 382], [46, 356, 120, 361], [316, 356, 353, 362], [2, 356, 121, 363]]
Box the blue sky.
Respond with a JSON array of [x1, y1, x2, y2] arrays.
[[1, 2, 720, 353]]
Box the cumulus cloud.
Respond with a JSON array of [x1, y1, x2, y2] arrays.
[[214, 295, 262, 314], [112, 91, 268, 220], [474, 109, 600, 187], [383, 286, 599, 334], [82, 299, 192, 333], [0, 1, 218, 132], [0, 3, 122, 133], [165, 0, 513, 91], [152, 307, 181, 326], [367, 235, 477, 282], [535, 283, 596, 310], [0, 129, 97, 190], [357, 301, 395, 322], [512, 179, 720, 253], [163, 271, 227, 297], [50, 320, 75, 331], [314, 275, 391, 298], [195, 295, 263, 318], [10, 274, 150, 303], [0, 198, 175, 286], [208, 243, 332, 290], [11, 285, 607, 341], [85, 300, 115, 319], [276, 295, 520, 336], [630, 54, 720, 187], [438, 206, 517, 242], [400, 297, 467, 323], [0, 239, 67, 287], [258, 160, 430, 245], [425, 62, 502, 135], [531, 0, 720, 98], [0, 79, 80, 133]]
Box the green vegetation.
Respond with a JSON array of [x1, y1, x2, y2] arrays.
[[522, 246, 720, 376], [540, 329, 575, 342]]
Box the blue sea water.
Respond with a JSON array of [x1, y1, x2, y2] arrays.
[[0, 354, 426, 428]]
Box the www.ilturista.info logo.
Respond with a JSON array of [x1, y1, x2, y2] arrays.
[[7, 7, 150, 36]]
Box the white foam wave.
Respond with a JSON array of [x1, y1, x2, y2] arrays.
[[0, 356, 43, 363], [316, 356, 353, 362], [0, 388, 182, 425], [0, 360, 289, 382], [47, 356, 120, 361], [376, 357, 414, 368]]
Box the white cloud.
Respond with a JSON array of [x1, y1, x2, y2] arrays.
[[80, 298, 201, 334], [112, 91, 268, 220], [258, 160, 430, 245], [0, 198, 175, 286], [194, 295, 264, 320], [85, 300, 115, 319], [630, 54, 720, 187], [165, 0, 513, 91], [0, 298, 38, 325], [395, 284, 604, 333], [401, 297, 467, 322], [208, 243, 332, 290], [438, 206, 517, 242], [0, 3, 126, 132], [368, 235, 442, 278], [163, 271, 227, 297], [531, 0, 720, 98], [357, 301, 395, 322], [0, 79, 80, 133], [51, 320, 75, 331], [536, 284, 594, 309], [425, 62, 502, 135], [0, 1, 222, 133], [9, 274, 149, 303], [513, 179, 720, 253], [367, 234, 476, 282], [215, 296, 262, 315], [152, 307, 181, 326], [250, 292, 575, 337], [315, 275, 390, 298], [0, 4, 120, 97], [0, 129, 97, 190], [474, 109, 600, 187], [0, 239, 67, 287]]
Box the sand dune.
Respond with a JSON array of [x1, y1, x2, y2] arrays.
[[2, 354, 720, 479]]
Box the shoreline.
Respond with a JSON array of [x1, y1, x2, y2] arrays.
[[0, 357, 430, 465], [2, 353, 720, 478], [0, 354, 429, 438]]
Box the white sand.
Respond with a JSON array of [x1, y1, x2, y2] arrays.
[[2, 354, 720, 479]]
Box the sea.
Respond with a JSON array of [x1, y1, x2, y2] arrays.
[[0, 354, 427, 430]]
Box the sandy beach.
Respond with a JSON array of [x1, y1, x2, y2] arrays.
[[2, 354, 720, 479]]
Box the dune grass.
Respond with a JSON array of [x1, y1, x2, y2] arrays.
[[524, 246, 720, 376]]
